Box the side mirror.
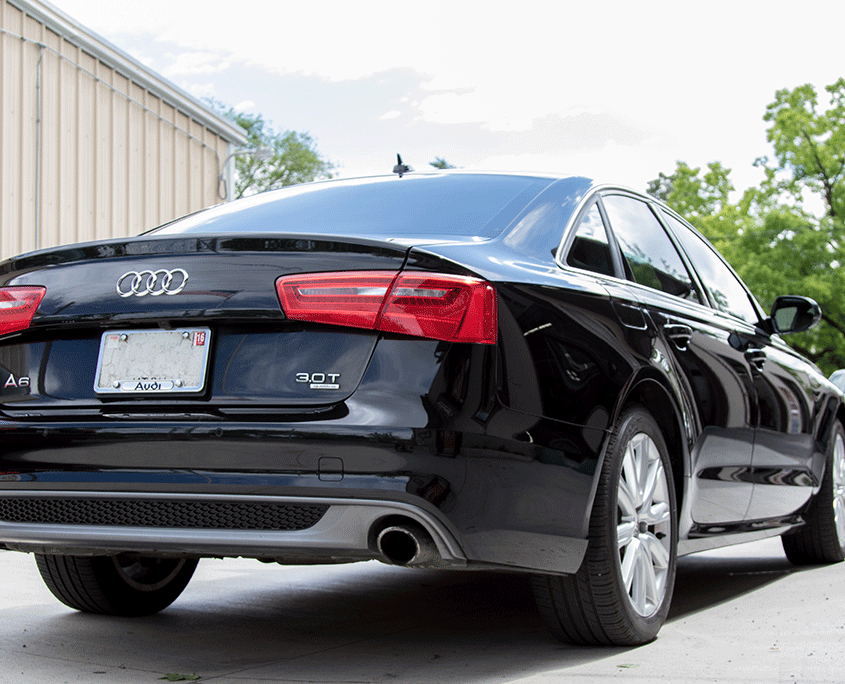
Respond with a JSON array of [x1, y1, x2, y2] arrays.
[[769, 295, 821, 335]]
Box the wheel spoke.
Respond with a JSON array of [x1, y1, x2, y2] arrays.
[[620, 537, 641, 592], [630, 545, 653, 615], [636, 436, 652, 494], [641, 458, 662, 511], [641, 501, 670, 526], [622, 444, 644, 509], [642, 531, 670, 569], [639, 544, 659, 612], [617, 521, 638, 549], [617, 477, 639, 518]]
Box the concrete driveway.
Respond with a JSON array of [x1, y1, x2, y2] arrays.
[[1, 536, 843, 683]]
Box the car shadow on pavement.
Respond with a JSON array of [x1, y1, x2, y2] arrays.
[[669, 543, 798, 621], [4, 545, 822, 683], [28, 562, 626, 682]]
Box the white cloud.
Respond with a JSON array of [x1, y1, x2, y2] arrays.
[[53, 0, 845, 193], [379, 110, 401, 120], [186, 82, 216, 100], [161, 51, 232, 79], [473, 140, 675, 191], [234, 100, 256, 113]]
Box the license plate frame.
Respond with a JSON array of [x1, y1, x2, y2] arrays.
[[94, 328, 212, 395]]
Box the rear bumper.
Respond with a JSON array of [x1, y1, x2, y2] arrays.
[[0, 415, 597, 575], [0, 491, 467, 566]]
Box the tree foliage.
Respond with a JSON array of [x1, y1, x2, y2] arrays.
[[759, 78, 845, 218], [430, 157, 456, 169], [648, 79, 845, 374], [208, 99, 334, 199]]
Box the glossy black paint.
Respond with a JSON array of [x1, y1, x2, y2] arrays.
[[0, 172, 841, 575]]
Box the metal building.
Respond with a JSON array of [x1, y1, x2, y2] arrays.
[[0, 0, 248, 260]]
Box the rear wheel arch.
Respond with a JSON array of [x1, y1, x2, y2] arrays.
[[613, 377, 688, 517], [532, 403, 678, 644]]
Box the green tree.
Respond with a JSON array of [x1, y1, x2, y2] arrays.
[[646, 161, 748, 248], [647, 161, 734, 219], [208, 99, 334, 199], [759, 78, 845, 218], [430, 157, 456, 169], [651, 77, 845, 372]]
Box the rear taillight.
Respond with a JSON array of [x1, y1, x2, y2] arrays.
[[0, 287, 46, 336], [276, 271, 497, 344]]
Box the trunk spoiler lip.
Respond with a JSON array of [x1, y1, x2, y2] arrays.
[[0, 233, 424, 279]]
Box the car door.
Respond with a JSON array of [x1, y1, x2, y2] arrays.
[[659, 210, 822, 522], [743, 333, 823, 519], [599, 193, 759, 526]]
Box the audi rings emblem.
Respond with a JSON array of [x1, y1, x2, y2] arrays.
[[116, 269, 189, 297]]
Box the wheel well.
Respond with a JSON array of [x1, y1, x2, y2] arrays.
[[625, 381, 686, 514]]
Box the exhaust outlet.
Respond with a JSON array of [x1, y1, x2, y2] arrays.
[[376, 521, 439, 566]]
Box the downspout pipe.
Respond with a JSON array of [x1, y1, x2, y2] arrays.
[[34, 42, 44, 251]]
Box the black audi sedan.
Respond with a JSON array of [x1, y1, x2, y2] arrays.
[[0, 171, 842, 646]]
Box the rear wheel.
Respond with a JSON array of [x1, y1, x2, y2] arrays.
[[782, 421, 845, 564], [531, 406, 677, 645], [35, 553, 198, 615]]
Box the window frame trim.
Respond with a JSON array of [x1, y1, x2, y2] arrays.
[[655, 204, 767, 326], [557, 186, 704, 305]]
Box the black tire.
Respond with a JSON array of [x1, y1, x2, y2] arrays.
[[531, 406, 678, 646], [782, 421, 845, 565], [35, 553, 198, 616]]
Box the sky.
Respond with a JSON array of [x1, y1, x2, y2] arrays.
[[54, 0, 845, 196]]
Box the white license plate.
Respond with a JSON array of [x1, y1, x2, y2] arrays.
[[94, 328, 211, 394]]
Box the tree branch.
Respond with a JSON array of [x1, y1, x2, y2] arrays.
[[801, 128, 837, 217], [822, 313, 845, 337]]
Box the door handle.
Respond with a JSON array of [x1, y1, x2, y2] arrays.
[[745, 348, 767, 371], [663, 323, 692, 350]]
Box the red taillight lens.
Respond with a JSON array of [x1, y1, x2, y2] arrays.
[[276, 271, 497, 344], [0, 286, 46, 336], [379, 273, 497, 343], [276, 272, 395, 329]]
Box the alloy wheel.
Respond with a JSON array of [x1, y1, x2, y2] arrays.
[[833, 432, 845, 544], [616, 432, 673, 617]]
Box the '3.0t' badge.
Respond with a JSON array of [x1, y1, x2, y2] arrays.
[[295, 372, 340, 390]]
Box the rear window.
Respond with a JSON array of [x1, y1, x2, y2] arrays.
[[152, 174, 550, 240]]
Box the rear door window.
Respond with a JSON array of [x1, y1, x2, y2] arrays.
[[661, 212, 761, 324], [602, 194, 699, 303]]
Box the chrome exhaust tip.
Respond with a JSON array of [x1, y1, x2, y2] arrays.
[[375, 521, 438, 567]]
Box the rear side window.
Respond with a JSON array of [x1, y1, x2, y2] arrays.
[[565, 203, 614, 276], [602, 195, 699, 302], [662, 212, 760, 324]]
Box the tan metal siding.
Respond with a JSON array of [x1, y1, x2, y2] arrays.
[[1, 0, 239, 261]]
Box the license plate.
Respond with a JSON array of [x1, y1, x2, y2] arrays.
[[94, 328, 211, 394]]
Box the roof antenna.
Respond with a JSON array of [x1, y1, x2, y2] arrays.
[[393, 154, 412, 178]]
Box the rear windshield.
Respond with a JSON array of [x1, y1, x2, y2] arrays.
[[151, 174, 551, 240]]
